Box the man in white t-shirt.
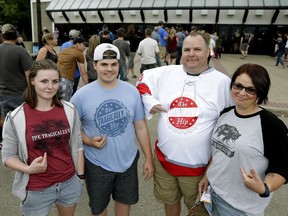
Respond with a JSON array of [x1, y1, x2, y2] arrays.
[[137, 28, 159, 74]]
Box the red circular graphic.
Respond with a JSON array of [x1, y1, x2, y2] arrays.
[[168, 97, 198, 129]]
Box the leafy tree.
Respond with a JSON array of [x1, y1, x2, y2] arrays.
[[0, 0, 32, 40]]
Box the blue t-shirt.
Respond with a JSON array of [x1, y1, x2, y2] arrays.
[[70, 80, 145, 172], [60, 41, 80, 78], [158, 27, 168, 47]]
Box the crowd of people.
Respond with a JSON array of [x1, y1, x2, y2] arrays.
[[0, 22, 288, 216]]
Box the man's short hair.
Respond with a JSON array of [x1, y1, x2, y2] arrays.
[[145, 28, 152, 36], [116, 28, 125, 37], [158, 21, 164, 26], [103, 29, 110, 35]]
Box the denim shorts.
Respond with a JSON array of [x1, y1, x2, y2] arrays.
[[21, 174, 83, 216], [211, 187, 247, 216], [85, 151, 139, 215]]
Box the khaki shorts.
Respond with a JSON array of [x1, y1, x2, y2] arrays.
[[154, 155, 208, 215], [159, 46, 167, 60]]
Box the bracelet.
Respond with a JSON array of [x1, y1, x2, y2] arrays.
[[77, 174, 85, 180], [259, 183, 270, 198]]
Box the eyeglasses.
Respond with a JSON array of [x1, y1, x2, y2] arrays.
[[232, 82, 257, 95]]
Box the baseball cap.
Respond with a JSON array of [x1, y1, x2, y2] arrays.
[[73, 37, 88, 46], [2, 24, 16, 35], [94, 43, 120, 61], [69, 29, 80, 39]]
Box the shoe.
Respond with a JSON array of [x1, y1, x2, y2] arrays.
[[132, 75, 137, 78], [125, 78, 130, 81], [240, 56, 245, 59]]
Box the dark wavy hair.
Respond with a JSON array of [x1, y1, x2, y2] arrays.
[[23, 59, 63, 108], [231, 63, 270, 105]]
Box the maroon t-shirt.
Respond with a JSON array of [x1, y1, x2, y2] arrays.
[[24, 104, 75, 190]]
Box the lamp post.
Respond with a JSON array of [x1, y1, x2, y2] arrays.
[[36, 0, 42, 48]]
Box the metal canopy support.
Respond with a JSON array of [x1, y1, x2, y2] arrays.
[[118, 10, 124, 22], [215, 8, 219, 23], [189, 9, 193, 23], [46, 11, 54, 22], [62, 11, 70, 23], [271, 9, 280, 24], [140, 9, 145, 22], [164, 9, 168, 22], [98, 10, 104, 22], [79, 11, 86, 23], [242, 9, 249, 24]]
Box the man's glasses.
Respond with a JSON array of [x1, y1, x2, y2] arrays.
[[232, 82, 257, 95]]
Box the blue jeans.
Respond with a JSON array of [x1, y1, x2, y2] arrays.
[[119, 65, 127, 81], [211, 187, 247, 216], [275, 50, 285, 66], [156, 54, 162, 67]]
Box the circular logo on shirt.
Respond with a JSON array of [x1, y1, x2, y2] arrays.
[[94, 99, 129, 137], [167, 96, 198, 133]]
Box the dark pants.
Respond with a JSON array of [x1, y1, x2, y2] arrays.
[[176, 46, 182, 65], [140, 63, 157, 74], [73, 76, 80, 95]]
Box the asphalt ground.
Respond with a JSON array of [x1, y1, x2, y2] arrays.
[[0, 53, 288, 215]]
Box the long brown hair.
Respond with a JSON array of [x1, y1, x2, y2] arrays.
[[23, 59, 63, 108], [87, 34, 100, 56]]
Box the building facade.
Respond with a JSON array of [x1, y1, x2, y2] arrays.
[[31, 0, 288, 55]]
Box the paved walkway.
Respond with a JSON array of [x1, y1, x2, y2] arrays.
[[0, 53, 288, 215]]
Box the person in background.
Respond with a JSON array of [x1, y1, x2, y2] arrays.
[[137, 28, 159, 74], [240, 28, 253, 59], [0, 24, 33, 149], [57, 37, 88, 101], [16, 35, 26, 48], [136, 32, 233, 216], [151, 26, 162, 67], [36, 33, 58, 63], [113, 28, 130, 81], [98, 24, 115, 41], [274, 33, 286, 68], [43, 27, 50, 35], [175, 27, 186, 65], [60, 29, 82, 95], [54, 27, 59, 41], [214, 34, 223, 59], [157, 21, 168, 65], [125, 24, 139, 79], [199, 63, 288, 216], [100, 29, 112, 44], [70, 43, 154, 216], [86, 35, 100, 82], [166, 28, 178, 65], [1, 59, 84, 216]]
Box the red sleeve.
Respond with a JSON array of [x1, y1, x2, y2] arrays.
[[136, 83, 152, 96]]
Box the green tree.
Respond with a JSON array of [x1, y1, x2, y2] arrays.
[[0, 0, 32, 40]]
